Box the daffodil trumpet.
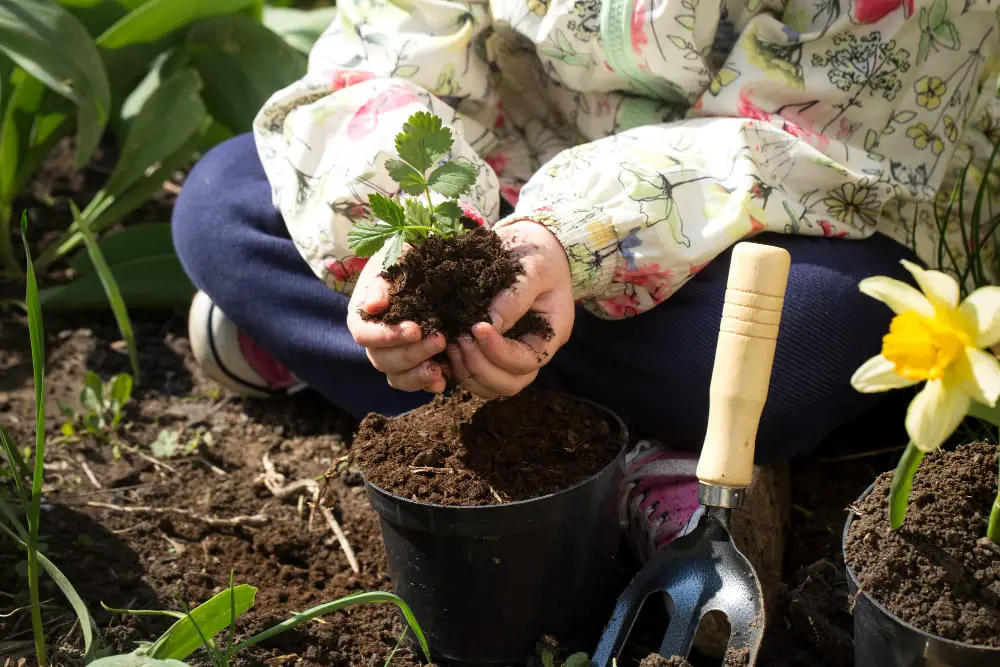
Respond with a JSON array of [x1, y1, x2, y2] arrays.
[[851, 260, 1000, 543]]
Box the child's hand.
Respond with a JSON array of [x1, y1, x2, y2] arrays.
[[347, 246, 448, 393], [447, 220, 575, 398]]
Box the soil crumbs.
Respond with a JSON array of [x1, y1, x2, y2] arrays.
[[368, 227, 552, 342], [354, 388, 620, 505], [845, 441, 1000, 646]]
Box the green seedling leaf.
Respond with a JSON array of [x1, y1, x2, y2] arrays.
[[369, 193, 407, 228], [101, 602, 185, 621], [383, 233, 405, 267], [395, 111, 452, 172], [82, 370, 104, 410], [186, 15, 306, 133], [888, 441, 924, 530], [144, 585, 257, 660], [103, 67, 205, 198], [404, 199, 434, 234], [70, 203, 140, 381], [347, 219, 398, 259], [109, 373, 133, 407], [150, 430, 181, 459], [385, 158, 427, 195], [564, 653, 591, 667], [97, 0, 256, 48], [0, 0, 110, 167], [0, 424, 29, 502], [427, 161, 477, 198], [89, 656, 189, 667]]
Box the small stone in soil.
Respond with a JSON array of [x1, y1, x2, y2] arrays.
[[353, 388, 621, 505], [365, 227, 553, 343]]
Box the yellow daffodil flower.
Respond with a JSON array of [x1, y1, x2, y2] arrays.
[[851, 260, 1000, 452]]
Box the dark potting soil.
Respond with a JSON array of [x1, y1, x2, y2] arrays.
[[365, 227, 553, 343], [724, 646, 750, 666], [352, 388, 620, 505], [844, 441, 1000, 646], [639, 656, 692, 667]]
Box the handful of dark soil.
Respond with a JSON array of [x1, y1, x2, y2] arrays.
[[844, 441, 1000, 646], [352, 388, 622, 506], [363, 226, 552, 342]]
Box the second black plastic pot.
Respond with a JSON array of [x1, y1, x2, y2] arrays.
[[843, 483, 1000, 667], [363, 398, 628, 666]]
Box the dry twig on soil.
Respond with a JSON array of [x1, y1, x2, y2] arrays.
[[84, 501, 268, 526]]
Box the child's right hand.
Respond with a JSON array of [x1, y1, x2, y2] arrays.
[[347, 249, 448, 393]]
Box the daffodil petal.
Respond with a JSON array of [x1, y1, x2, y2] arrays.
[[959, 285, 1000, 348], [959, 347, 1000, 407], [851, 354, 918, 392], [900, 260, 960, 310], [858, 276, 934, 317], [905, 378, 969, 452]]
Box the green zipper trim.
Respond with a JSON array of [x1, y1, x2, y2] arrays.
[[600, 0, 679, 102]]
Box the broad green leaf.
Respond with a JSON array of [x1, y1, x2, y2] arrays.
[[97, 0, 257, 48], [82, 370, 104, 413], [427, 161, 476, 198], [386, 158, 427, 195], [0, 0, 110, 167], [71, 204, 140, 380], [0, 70, 43, 201], [69, 223, 175, 277], [234, 591, 431, 663], [404, 199, 433, 231], [369, 193, 406, 228], [383, 232, 404, 266], [109, 373, 133, 408], [115, 47, 191, 139], [185, 15, 306, 133], [889, 441, 924, 530], [104, 67, 205, 198], [435, 201, 461, 221], [89, 656, 189, 667], [262, 5, 337, 54], [396, 111, 452, 172], [347, 219, 396, 258], [148, 585, 257, 660], [564, 653, 591, 667], [39, 254, 196, 310]]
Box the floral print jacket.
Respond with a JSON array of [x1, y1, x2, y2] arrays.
[[254, 0, 1000, 318]]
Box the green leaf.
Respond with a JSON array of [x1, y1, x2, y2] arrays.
[[150, 430, 181, 459], [395, 111, 452, 172], [234, 591, 431, 663], [932, 21, 959, 50], [404, 199, 434, 232], [89, 656, 189, 667], [383, 233, 404, 267], [385, 158, 427, 195], [103, 67, 206, 198], [261, 5, 338, 54], [0, 423, 29, 504], [39, 253, 196, 311], [101, 602, 185, 621], [435, 201, 461, 221], [368, 193, 406, 228], [69, 223, 174, 277], [71, 204, 140, 381], [888, 441, 925, 530], [564, 653, 591, 667], [347, 219, 397, 258], [97, 0, 257, 49], [81, 370, 104, 414], [148, 585, 257, 660], [185, 15, 306, 133], [0, 0, 110, 167], [427, 161, 477, 198], [108, 373, 133, 410]]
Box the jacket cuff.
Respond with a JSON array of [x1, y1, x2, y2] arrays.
[[498, 201, 618, 301]]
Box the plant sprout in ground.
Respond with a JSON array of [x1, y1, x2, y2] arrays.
[[58, 370, 133, 440], [347, 111, 478, 266], [850, 259, 1000, 542]]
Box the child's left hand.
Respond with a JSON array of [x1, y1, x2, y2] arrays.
[[446, 220, 575, 398]]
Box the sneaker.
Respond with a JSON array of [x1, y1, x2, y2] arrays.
[[187, 291, 306, 398], [619, 440, 790, 657]]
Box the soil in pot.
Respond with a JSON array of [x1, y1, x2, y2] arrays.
[[844, 441, 1000, 646], [353, 388, 620, 505], [363, 226, 553, 343], [638, 656, 692, 667]]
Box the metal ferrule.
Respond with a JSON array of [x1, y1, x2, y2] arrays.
[[698, 483, 746, 509]]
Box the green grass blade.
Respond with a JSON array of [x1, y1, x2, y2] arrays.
[[234, 591, 431, 663], [0, 423, 29, 504], [69, 202, 140, 381], [888, 441, 924, 530], [36, 546, 98, 659], [20, 210, 47, 666], [100, 601, 185, 620], [0, 493, 29, 540]]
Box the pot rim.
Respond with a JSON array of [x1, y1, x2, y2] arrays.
[[842, 481, 1000, 653], [360, 393, 629, 512]]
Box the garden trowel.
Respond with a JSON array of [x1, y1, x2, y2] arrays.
[[591, 241, 792, 666]]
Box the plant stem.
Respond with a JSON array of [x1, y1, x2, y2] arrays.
[[889, 441, 924, 531], [989, 492, 1000, 544], [0, 201, 23, 279]]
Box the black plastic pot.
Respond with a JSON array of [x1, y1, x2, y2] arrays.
[[363, 399, 628, 666], [843, 483, 1000, 667]]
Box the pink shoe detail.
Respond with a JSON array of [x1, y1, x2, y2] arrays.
[[237, 331, 296, 390]]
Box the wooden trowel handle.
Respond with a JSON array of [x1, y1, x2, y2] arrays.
[[696, 242, 791, 493]]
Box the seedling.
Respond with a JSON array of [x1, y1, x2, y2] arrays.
[[347, 111, 478, 266], [59, 370, 133, 440], [150, 428, 214, 460]]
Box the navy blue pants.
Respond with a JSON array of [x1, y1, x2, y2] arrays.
[[172, 133, 918, 463]]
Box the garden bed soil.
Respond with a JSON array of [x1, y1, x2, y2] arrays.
[[353, 388, 619, 505], [367, 226, 552, 342], [844, 441, 1000, 646]]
